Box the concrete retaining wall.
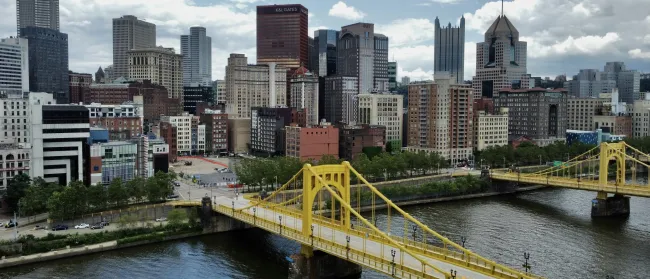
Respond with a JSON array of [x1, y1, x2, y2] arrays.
[[50, 206, 191, 228]]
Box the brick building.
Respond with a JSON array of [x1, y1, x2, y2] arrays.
[[69, 72, 93, 104], [160, 121, 178, 162], [251, 107, 307, 156], [285, 124, 338, 162], [199, 109, 228, 155], [87, 103, 143, 140], [142, 86, 182, 123], [339, 124, 385, 161]]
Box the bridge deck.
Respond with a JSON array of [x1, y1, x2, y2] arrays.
[[490, 172, 650, 197], [211, 197, 523, 279]]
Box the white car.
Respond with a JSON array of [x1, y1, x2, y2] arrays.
[[155, 217, 167, 222], [74, 223, 90, 229]]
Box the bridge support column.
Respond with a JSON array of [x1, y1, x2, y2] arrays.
[[288, 245, 361, 279], [201, 195, 213, 229], [591, 192, 630, 217]]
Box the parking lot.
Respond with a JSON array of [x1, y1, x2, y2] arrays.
[[171, 156, 242, 200]]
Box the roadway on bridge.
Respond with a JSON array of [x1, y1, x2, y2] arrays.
[[213, 196, 493, 279]]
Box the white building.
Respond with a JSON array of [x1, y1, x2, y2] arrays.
[[181, 26, 212, 87], [30, 93, 90, 185], [0, 37, 29, 94], [214, 80, 226, 105], [357, 93, 403, 146], [474, 109, 508, 151], [128, 47, 183, 100], [631, 93, 650, 137], [197, 124, 206, 153], [290, 68, 319, 125], [161, 113, 193, 154], [225, 53, 287, 119], [567, 97, 608, 131], [0, 92, 35, 192], [86, 103, 143, 118]]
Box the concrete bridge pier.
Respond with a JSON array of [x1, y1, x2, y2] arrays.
[[288, 245, 362, 279], [591, 192, 630, 217]]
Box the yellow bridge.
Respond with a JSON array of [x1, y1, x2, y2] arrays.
[[490, 142, 650, 197], [176, 162, 541, 279]]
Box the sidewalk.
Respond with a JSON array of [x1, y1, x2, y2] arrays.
[[0, 212, 49, 228]]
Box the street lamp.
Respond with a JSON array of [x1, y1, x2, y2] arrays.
[[539, 155, 542, 166], [503, 157, 506, 168]]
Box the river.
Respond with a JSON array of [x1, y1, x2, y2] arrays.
[[2, 188, 649, 279]]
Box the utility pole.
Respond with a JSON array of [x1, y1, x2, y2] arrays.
[[13, 211, 18, 241]]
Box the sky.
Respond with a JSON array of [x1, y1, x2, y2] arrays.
[[1, 0, 649, 82]]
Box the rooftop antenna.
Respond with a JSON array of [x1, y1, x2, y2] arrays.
[[501, 0, 504, 16]]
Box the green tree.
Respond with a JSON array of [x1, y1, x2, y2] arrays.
[[362, 146, 383, 159], [107, 178, 128, 207], [167, 208, 188, 227], [87, 183, 108, 211], [117, 214, 138, 229], [318, 154, 341, 165], [46, 191, 66, 220], [126, 176, 146, 203], [4, 173, 31, 210]]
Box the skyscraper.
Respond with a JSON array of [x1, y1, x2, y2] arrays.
[[312, 29, 339, 77], [434, 16, 465, 84], [256, 4, 309, 70], [373, 34, 389, 91], [0, 37, 29, 94], [16, 0, 59, 36], [338, 23, 376, 94], [181, 26, 212, 86], [388, 62, 397, 91], [21, 26, 69, 103], [472, 15, 529, 99], [112, 15, 156, 80], [128, 47, 183, 100], [601, 62, 640, 104]]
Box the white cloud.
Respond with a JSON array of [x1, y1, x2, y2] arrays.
[[430, 0, 463, 3], [376, 18, 435, 47], [629, 49, 650, 59], [399, 67, 433, 81], [328, 1, 366, 21], [523, 32, 621, 58]]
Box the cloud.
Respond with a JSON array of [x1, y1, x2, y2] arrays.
[[429, 0, 463, 3], [523, 32, 621, 58], [376, 18, 435, 47], [399, 67, 433, 81], [328, 1, 366, 21], [629, 49, 650, 59]]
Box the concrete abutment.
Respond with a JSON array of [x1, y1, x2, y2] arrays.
[[591, 192, 630, 217], [288, 245, 362, 279]]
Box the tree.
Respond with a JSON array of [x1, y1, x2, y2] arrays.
[[117, 214, 138, 229], [107, 178, 128, 207], [125, 176, 146, 203], [318, 155, 341, 165], [362, 146, 383, 159], [167, 208, 188, 227], [5, 173, 31, 210], [87, 183, 108, 211]]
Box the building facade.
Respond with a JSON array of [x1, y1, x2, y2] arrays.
[[494, 88, 568, 142], [338, 23, 375, 94], [251, 107, 295, 156], [567, 97, 607, 131], [339, 124, 385, 161], [128, 47, 183, 100], [199, 109, 228, 155], [159, 121, 178, 162], [112, 15, 156, 79], [161, 113, 193, 155], [16, 0, 59, 36], [69, 72, 92, 104], [285, 124, 338, 161], [602, 62, 640, 104], [564, 69, 616, 98], [406, 74, 474, 163], [373, 34, 389, 92], [593, 115, 632, 137], [21, 26, 69, 103], [312, 29, 339, 77], [183, 84, 213, 115], [632, 99, 650, 137], [472, 15, 529, 99], [87, 103, 143, 140], [290, 67, 319, 125], [0, 37, 29, 94], [256, 4, 309, 70], [474, 109, 508, 151], [181, 26, 212, 86], [225, 54, 287, 118], [214, 80, 226, 105], [31, 102, 90, 185], [388, 62, 397, 91], [434, 16, 465, 84], [323, 76, 359, 124], [0, 144, 31, 193], [357, 93, 403, 148]]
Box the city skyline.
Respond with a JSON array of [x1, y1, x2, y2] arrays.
[[1, 0, 649, 82]]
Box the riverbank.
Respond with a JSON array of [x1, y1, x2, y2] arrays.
[[0, 230, 214, 269]]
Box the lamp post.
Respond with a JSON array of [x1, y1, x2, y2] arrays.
[[539, 155, 542, 166], [503, 157, 506, 168]]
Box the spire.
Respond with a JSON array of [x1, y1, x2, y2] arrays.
[[502, 0, 504, 16]]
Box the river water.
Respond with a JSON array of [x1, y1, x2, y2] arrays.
[[2, 188, 649, 279]]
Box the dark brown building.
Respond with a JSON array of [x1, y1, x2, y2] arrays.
[[143, 87, 182, 123], [256, 4, 308, 70], [69, 72, 93, 104], [474, 98, 494, 114], [199, 110, 229, 155], [339, 124, 386, 161], [90, 117, 142, 140], [160, 121, 178, 162]]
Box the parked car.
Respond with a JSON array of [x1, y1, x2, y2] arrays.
[[90, 223, 103, 230], [74, 223, 90, 229], [167, 194, 179, 199], [100, 221, 110, 227], [155, 217, 167, 222], [52, 224, 68, 231], [173, 181, 181, 187], [34, 225, 45, 230], [5, 220, 18, 228]]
